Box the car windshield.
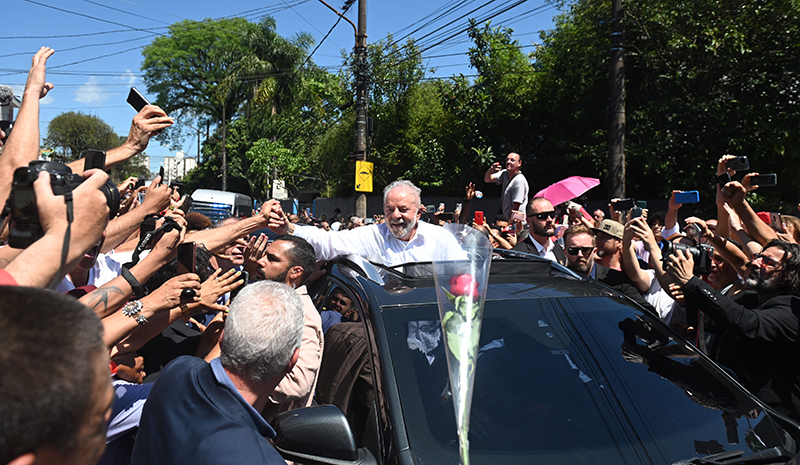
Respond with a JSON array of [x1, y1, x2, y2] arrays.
[[383, 292, 797, 465]]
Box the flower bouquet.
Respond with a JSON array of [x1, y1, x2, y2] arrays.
[[432, 223, 492, 465]]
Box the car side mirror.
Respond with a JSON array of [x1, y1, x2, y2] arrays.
[[273, 404, 378, 465]]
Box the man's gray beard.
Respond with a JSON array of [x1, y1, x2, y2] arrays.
[[745, 267, 782, 292], [389, 217, 416, 239]]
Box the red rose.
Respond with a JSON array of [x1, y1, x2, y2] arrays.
[[449, 274, 478, 299]]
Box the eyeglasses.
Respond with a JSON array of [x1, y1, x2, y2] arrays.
[[527, 211, 556, 220], [567, 246, 594, 256], [752, 253, 783, 269]]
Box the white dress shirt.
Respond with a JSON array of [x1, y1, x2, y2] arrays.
[[292, 221, 466, 267]]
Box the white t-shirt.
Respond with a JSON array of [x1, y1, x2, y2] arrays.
[[496, 170, 529, 219]]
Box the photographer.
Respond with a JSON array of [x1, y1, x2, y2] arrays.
[[665, 239, 800, 422], [0, 169, 111, 287]]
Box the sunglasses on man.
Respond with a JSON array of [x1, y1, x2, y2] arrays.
[[566, 246, 594, 256], [527, 211, 557, 220]]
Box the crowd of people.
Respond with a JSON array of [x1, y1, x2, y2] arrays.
[[2, 46, 800, 465]]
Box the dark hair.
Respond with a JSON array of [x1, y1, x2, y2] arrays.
[[0, 287, 105, 462], [493, 214, 509, 224], [764, 239, 800, 296], [648, 211, 666, 227], [185, 212, 213, 231], [275, 235, 316, 283]]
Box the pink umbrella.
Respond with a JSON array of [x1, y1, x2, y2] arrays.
[[535, 176, 600, 207]]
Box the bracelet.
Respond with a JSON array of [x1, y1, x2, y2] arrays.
[[122, 300, 148, 325]]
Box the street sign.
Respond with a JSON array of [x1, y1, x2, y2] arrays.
[[355, 160, 373, 192]]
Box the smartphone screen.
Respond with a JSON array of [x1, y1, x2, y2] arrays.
[[177, 242, 196, 275]]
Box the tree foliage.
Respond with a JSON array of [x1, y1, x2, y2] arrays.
[[530, 0, 800, 210], [43, 112, 119, 163]]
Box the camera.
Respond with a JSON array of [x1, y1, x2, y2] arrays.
[[0, 120, 11, 144], [659, 240, 714, 276], [5, 161, 120, 248]]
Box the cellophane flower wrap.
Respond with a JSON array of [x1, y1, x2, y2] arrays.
[[432, 223, 492, 465]]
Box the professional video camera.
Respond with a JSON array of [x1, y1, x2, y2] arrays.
[[659, 240, 714, 276], [3, 161, 120, 248]]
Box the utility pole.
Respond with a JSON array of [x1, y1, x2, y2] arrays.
[[318, 0, 369, 218], [608, 0, 626, 199], [354, 0, 368, 218]]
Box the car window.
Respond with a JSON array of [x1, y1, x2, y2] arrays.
[[382, 296, 793, 465]]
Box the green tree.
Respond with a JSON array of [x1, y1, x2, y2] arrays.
[[43, 112, 119, 163], [530, 0, 800, 210]]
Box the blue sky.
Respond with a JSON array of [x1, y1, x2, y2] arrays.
[[2, 0, 560, 173]]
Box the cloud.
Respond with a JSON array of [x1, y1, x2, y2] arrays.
[[75, 76, 109, 104], [118, 69, 137, 87]]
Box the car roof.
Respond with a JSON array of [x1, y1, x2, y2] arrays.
[[335, 255, 623, 309]]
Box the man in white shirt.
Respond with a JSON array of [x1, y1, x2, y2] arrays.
[[267, 180, 464, 266]]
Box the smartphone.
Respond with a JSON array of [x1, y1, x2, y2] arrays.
[[717, 172, 732, 185], [510, 210, 525, 222], [439, 212, 453, 221], [726, 156, 749, 171], [474, 211, 484, 226], [127, 87, 151, 112], [674, 191, 700, 204], [614, 198, 634, 211], [84, 149, 106, 171], [770, 212, 785, 233], [177, 242, 196, 275], [750, 174, 777, 186], [158, 166, 165, 184], [134, 178, 146, 189], [631, 207, 644, 219], [137, 192, 146, 205], [636, 200, 647, 209], [229, 271, 249, 303], [179, 195, 193, 214]]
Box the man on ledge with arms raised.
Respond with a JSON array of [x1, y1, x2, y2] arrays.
[[267, 180, 464, 266]]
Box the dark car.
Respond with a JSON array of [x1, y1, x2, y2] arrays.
[[273, 254, 800, 465]]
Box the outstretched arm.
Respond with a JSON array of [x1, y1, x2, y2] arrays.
[[0, 47, 55, 209], [67, 105, 174, 175]]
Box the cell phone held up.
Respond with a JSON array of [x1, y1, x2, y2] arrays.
[[177, 242, 196, 275], [84, 149, 106, 172], [674, 191, 700, 204], [725, 156, 750, 171], [750, 174, 777, 187], [127, 87, 151, 113]]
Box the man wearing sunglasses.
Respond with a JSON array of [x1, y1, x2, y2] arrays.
[[563, 225, 598, 277], [665, 239, 800, 422], [512, 197, 566, 265]]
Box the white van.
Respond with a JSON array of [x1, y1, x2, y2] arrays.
[[189, 189, 253, 223]]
